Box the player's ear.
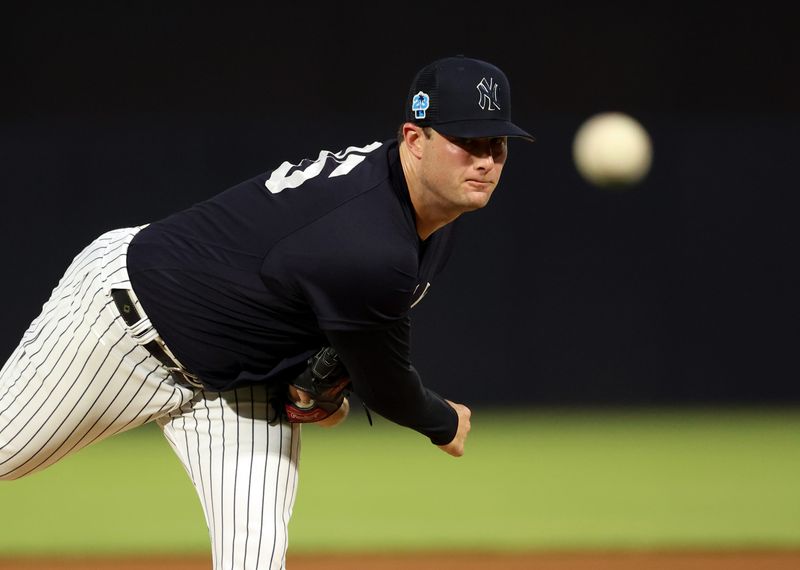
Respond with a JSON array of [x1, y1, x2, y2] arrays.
[[402, 123, 425, 159]]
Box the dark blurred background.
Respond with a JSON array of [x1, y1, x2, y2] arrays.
[[2, 4, 798, 406]]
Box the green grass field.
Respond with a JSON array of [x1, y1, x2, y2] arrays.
[[1, 406, 798, 555]]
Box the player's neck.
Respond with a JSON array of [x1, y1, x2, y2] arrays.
[[399, 143, 460, 241], [413, 201, 460, 241]]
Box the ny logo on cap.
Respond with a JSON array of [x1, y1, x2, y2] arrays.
[[412, 91, 430, 119], [476, 77, 501, 111]]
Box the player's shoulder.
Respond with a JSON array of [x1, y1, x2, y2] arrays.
[[276, 204, 418, 282], [263, 192, 419, 295]]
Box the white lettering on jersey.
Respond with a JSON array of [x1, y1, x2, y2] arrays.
[[410, 282, 431, 308], [264, 141, 383, 194]]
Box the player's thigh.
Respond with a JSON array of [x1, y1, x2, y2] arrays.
[[0, 313, 193, 480], [159, 386, 301, 570], [0, 235, 194, 480]]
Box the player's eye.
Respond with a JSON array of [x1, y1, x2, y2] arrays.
[[447, 136, 506, 157], [489, 137, 507, 155]]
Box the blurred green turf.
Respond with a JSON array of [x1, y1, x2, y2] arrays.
[[0, 406, 798, 555]]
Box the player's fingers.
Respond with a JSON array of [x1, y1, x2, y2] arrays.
[[437, 401, 471, 457], [438, 438, 465, 457], [447, 400, 472, 422], [288, 385, 315, 407]]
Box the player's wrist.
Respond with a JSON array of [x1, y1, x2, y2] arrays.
[[316, 397, 350, 428]]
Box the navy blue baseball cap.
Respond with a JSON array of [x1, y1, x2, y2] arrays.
[[405, 55, 534, 142]]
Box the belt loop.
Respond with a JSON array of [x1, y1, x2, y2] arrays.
[[128, 317, 159, 343]]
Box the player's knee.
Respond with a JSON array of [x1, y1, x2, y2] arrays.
[[0, 443, 36, 480], [0, 469, 26, 481], [0, 470, 26, 481]]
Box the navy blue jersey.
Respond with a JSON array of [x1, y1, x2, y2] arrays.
[[127, 139, 458, 443]]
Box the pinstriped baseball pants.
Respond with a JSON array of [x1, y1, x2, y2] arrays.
[[0, 227, 301, 570]]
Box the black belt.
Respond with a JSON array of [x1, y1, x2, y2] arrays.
[[110, 289, 202, 388]]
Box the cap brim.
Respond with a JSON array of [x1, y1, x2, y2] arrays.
[[433, 120, 535, 142]]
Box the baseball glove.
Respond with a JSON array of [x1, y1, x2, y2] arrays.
[[284, 346, 351, 423]]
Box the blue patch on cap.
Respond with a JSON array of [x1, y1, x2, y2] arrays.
[[412, 91, 430, 119]]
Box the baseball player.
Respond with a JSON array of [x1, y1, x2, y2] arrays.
[[0, 55, 533, 569]]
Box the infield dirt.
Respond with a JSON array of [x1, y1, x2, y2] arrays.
[[2, 551, 800, 570]]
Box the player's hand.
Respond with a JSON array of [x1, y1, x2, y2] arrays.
[[287, 385, 349, 428], [437, 400, 471, 457], [315, 396, 349, 428], [288, 384, 315, 408]]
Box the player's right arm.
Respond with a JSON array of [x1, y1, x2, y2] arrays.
[[325, 318, 469, 455]]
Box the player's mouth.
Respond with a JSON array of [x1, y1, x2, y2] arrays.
[[465, 179, 494, 190]]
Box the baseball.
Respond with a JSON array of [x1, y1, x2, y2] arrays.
[[572, 111, 653, 188]]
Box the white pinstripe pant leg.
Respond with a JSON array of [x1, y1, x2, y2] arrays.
[[0, 227, 195, 480], [158, 386, 301, 570]]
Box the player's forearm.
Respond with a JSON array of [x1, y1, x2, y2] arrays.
[[324, 324, 458, 445], [356, 363, 457, 445]]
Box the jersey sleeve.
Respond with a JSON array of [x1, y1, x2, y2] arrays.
[[297, 250, 417, 330], [325, 318, 458, 445], [261, 197, 420, 331]]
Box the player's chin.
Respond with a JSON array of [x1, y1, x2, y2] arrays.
[[463, 191, 494, 210], [464, 181, 495, 203]]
